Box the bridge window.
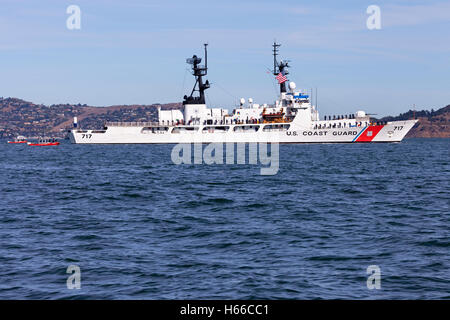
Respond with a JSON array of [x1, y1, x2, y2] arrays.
[[172, 127, 199, 133], [202, 126, 230, 133], [233, 125, 259, 132], [262, 124, 290, 132], [141, 127, 169, 134]]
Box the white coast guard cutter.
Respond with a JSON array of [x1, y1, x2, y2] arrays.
[[69, 43, 417, 144]]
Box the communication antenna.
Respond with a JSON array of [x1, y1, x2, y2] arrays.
[[271, 42, 289, 93], [204, 43, 208, 71], [316, 87, 318, 110], [273, 42, 281, 75]]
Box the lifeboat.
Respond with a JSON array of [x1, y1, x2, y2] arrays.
[[27, 137, 60, 146], [262, 108, 285, 123], [7, 135, 28, 144]]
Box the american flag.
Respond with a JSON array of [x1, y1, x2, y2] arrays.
[[276, 72, 287, 84]]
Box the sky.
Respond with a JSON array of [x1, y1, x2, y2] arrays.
[[0, 0, 449, 117]]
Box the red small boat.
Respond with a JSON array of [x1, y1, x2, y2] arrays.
[[28, 137, 60, 146], [8, 136, 28, 144]]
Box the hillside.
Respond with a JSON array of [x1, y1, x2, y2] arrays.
[[0, 97, 181, 138], [0, 97, 448, 139], [378, 105, 450, 138]]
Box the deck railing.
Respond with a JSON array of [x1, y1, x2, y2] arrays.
[[105, 121, 159, 127]]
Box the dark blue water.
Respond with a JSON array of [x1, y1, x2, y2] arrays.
[[0, 139, 448, 299]]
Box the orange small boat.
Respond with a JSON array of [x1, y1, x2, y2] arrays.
[[28, 137, 60, 146], [8, 136, 28, 144]]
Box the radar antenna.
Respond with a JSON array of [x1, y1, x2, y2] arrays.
[[183, 43, 210, 105]]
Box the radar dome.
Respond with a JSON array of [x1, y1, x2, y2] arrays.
[[240, 98, 245, 105], [289, 82, 296, 91], [248, 98, 253, 104], [356, 111, 366, 118]]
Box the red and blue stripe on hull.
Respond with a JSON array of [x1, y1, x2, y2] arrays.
[[352, 125, 385, 142]]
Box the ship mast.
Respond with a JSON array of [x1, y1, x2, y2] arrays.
[[183, 43, 210, 105], [272, 42, 289, 94]]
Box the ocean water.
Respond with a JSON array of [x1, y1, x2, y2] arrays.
[[0, 138, 448, 299]]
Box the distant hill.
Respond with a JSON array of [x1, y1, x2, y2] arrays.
[[377, 105, 450, 138], [0, 97, 181, 139], [0, 97, 448, 139]]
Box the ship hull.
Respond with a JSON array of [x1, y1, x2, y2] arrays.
[[69, 120, 417, 144]]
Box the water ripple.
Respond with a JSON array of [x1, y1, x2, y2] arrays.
[[0, 138, 448, 299]]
